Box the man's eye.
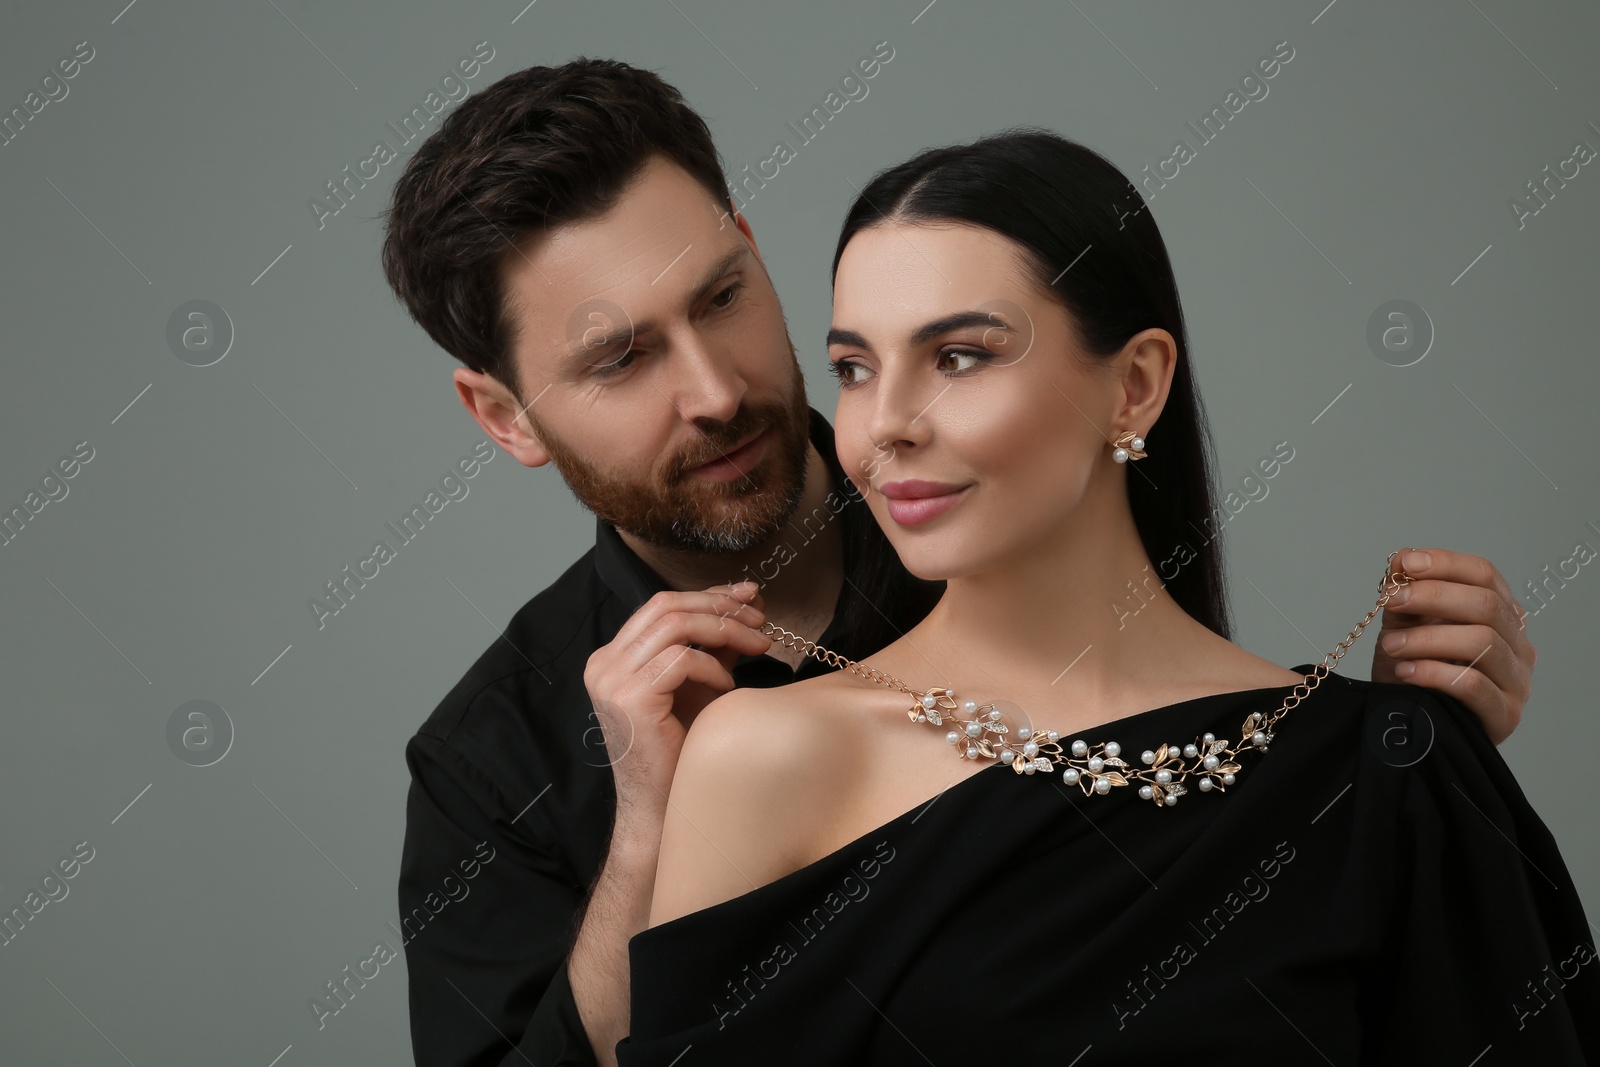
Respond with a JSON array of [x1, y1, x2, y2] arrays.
[[710, 281, 743, 309], [591, 349, 637, 377]]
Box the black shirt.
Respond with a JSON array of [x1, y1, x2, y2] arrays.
[[398, 406, 940, 1066], [618, 675, 1600, 1064]]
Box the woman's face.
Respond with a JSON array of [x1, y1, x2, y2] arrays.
[[829, 220, 1165, 581]]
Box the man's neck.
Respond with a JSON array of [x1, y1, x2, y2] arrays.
[[616, 442, 846, 644]]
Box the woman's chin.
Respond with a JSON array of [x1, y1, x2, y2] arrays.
[[892, 543, 981, 584]]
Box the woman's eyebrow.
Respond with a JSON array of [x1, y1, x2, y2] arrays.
[[826, 311, 1012, 351], [908, 310, 1010, 344]]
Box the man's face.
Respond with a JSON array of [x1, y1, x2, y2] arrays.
[[494, 155, 811, 553]]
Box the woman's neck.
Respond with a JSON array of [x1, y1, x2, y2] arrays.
[[893, 500, 1243, 720]]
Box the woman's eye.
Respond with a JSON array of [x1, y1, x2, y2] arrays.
[[937, 348, 990, 375], [828, 359, 869, 386], [831, 348, 990, 387]]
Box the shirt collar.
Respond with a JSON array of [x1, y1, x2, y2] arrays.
[[593, 405, 858, 616]]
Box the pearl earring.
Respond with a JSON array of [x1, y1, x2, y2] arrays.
[[1112, 430, 1147, 464]]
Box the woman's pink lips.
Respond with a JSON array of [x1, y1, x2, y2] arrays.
[[691, 428, 769, 482], [884, 484, 971, 526]]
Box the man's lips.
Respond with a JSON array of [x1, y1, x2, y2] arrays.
[[690, 428, 770, 482]]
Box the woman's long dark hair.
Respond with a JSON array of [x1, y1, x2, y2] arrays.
[[831, 127, 1234, 648]]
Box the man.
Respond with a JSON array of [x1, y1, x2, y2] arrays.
[[380, 59, 1537, 1067]]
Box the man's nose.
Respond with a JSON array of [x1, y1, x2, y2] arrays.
[[669, 335, 747, 426]]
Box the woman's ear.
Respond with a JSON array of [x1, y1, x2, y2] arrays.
[[1116, 328, 1177, 432]]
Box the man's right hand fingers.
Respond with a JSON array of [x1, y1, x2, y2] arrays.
[[610, 586, 765, 647], [623, 608, 771, 672], [640, 645, 738, 701]]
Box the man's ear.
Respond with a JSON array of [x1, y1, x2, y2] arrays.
[[727, 207, 764, 266], [452, 366, 550, 468]]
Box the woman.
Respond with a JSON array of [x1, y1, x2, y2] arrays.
[[614, 130, 1599, 1063]]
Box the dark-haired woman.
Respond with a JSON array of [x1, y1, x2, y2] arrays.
[[615, 130, 1599, 1064]]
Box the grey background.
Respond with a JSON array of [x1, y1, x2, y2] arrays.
[[2, 0, 1596, 1062]]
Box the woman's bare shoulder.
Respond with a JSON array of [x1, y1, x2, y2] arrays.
[[1178, 639, 1308, 692], [682, 673, 868, 757], [646, 674, 873, 927]]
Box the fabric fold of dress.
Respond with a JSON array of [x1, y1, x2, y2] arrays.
[[617, 668, 1599, 1065]]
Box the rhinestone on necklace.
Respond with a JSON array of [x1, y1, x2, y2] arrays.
[[758, 550, 1415, 808]]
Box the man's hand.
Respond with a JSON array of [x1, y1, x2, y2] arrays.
[[583, 581, 771, 834], [573, 581, 771, 1067], [1372, 548, 1536, 745]]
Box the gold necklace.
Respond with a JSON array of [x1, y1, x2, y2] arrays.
[[761, 549, 1417, 808]]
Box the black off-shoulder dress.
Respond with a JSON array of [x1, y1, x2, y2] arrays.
[[616, 667, 1600, 1065]]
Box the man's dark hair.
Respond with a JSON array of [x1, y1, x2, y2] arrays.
[[380, 58, 733, 400]]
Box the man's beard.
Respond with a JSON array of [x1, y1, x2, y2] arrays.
[[529, 355, 812, 554]]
